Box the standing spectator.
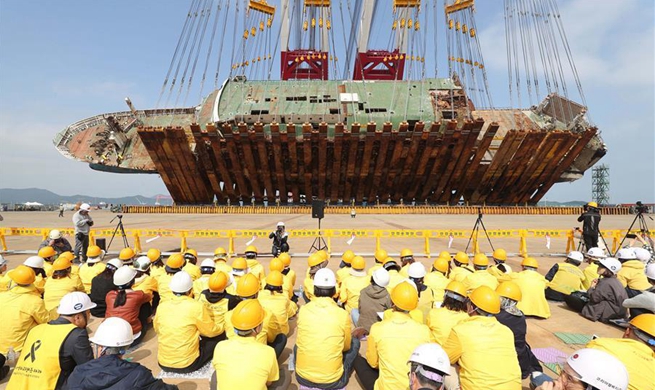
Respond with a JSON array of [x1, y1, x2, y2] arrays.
[[59, 203, 65, 217], [351, 208, 356, 218], [72, 203, 93, 263], [577, 202, 601, 251], [39, 229, 73, 257]]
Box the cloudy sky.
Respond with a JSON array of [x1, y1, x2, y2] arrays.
[[0, 0, 653, 203]]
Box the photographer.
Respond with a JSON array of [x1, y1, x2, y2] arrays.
[[577, 201, 601, 250], [269, 222, 289, 256], [72, 203, 94, 263]]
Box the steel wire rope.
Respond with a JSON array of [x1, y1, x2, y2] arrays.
[[445, 3, 455, 121], [516, 0, 535, 106], [520, 0, 542, 101], [462, 10, 481, 110], [527, 0, 552, 101], [403, 6, 420, 122], [181, 0, 215, 108], [418, 0, 429, 123], [199, 0, 223, 103], [229, 0, 241, 78], [268, 1, 289, 125], [469, 12, 494, 110], [504, 0, 517, 129], [214, 0, 231, 89], [386, 5, 407, 124], [537, 0, 569, 123]]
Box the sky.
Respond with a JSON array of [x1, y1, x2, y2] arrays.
[[0, 0, 653, 203]]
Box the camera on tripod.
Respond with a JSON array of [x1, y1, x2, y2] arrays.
[[635, 201, 648, 214]]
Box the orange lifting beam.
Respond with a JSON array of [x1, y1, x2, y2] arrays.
[[445, 0, 475, 15], [248, 0, 275, 15], [304, 0, 331, 7], [394, 0, 421, 7]]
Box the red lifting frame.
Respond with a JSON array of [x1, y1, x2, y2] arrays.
[[281, 50, 329, 80], [353, 50, 406, 80]]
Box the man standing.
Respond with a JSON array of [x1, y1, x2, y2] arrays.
[[72, 203, 93, 263], [577, 202, 601, 250], [58, 204, 64, 218]]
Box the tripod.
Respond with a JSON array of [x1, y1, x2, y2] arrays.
[[617, 211, 653, 252], [465, 209, 495, 253], [309, 218, 328, 252], [107, 214, 130, 253]]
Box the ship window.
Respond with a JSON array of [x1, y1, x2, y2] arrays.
[[329, 108, 340, 114], [286, 96, 307, 101], [365, 108, 387, 113], [251, 110, 269, 115]]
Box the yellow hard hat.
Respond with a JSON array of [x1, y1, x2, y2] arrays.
[[236, 273, 260, 297], [492, 248, 507, 262], [496, 281, 522, 302], [86, 245, 102, 258], [454, 252, 469, 265], [10, 265, 36, 285], [269, 258, 284, 272], [439, 251, 451, 259], [521, 257, 539, 268], [587, 201, 598, 208], [316, 250, 328, 261], [342, 250, 355, 264], [147, 248, 161, 262], [473, 253, 489, 267], [119, 248, 135, 260], [184, 249, 198, 258], [58, 251, 74, 261], [391, 281, 419, 311], [166, 254, 185, 269], [278, 252, 291, 267], [432, 257, 449, 273], [231, 299, 265, 331], [308, 253, 324, 267], [232, 257, 248, 270], [351, 256, 366, 271], [53, 257, 72, 271], [214, 247, 228, 257], [400, 248, 413, 258], [629, 313, 655, 338], [445, 281, 467, 297], [245, 245, 258, 254], [209, 272, 229, 292], [374, 249, 388, 263], [469, 286, 501, 314], [266, 271, 284, 287], [38, 246, 57, 259]]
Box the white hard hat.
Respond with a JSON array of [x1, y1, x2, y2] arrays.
[[107, 258, 123, 270], [567, 251, 584, 264], [633, 247, 652, 262], [408, 262, 427, 279], [0, 255, 6, 267], [113, 266, 137, 286], [646, 264, 655, 280], [89, 317, 134, 348], [408, 343, 450, 379], [80, 203, 91, 211], [586, 247, 606, 259], [313, 268, 336, 288], [372, 268, 390, 287], [277, 221, 285, 227], [24, 256, 45, 269], [133, 256, 151, 272], [598, 257, 622, 275], [170, 271, 193, 293], [200, 258, 216, 269], [616, 248, 636, 261], [57, 291, 97, 315], [565, 349, 628, 390], [49, 229, 62, 240], [86, 250, 105, 264]]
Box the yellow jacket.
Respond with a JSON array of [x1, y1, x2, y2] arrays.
[[0, 285, 52, 353], [183, 262, 201, 281], [336, 266, 351, 287], [296, 297, 351, 384], [417, 285, 438, 319], [193, 274, 211, 298], [463, 269, 499, 292], [247, 260, 266, 283], [198, 292, 230, 335], [150, 265, 166, 279], [548, 262, 585, 295], [385, 270, 405, 293], [513, 270, 551, 319], [212, 336, 279, 390], [133, 275, 158, 296], [258, 289, 296, 336], [582, 263, 599, 290], [78, 263, 106, 294], [154, 272, 174, 301], [367, 263, 383, 276], [617, 260, 651, 290], [225, 301, 277, 344], [339, 274, 370, 313], [285, 268, 297, 287], [303, 275, 316, 301], [43, 275, 85, 312], [587, 337, 655, 390], [0, 273, 10, 292], [400, 264, 410, 278], [443, 316, 522, 390], [153, 294, 221, 368], [424, 271, 449, 303], [426, 307, 469, 345], [449, 265, 474, 282], [214, 261, 232, 277], [488, 263, 513, 280]]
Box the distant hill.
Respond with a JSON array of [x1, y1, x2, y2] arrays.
[[0, 188, 167, 206]]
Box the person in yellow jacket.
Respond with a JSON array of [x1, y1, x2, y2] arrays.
[[424, 256, 450, 305], [408, 262, 438, 318], [278, 252, 296, 288], [38, 246, 57, 277], [268, 258, 295, 300], [7, 292, 95, 390], [339, 255, 370, 314], [399, 248, 415, 278], [146, 248, 166, 279], [212, 246, 233, 275], [228, 257, 249, 295], [22, 255, 47, 294], [118, 247, 136, 266], [182, 249, 202, 281], [449, 252, 474, 282], [155, 254, 185, 301], [78, 245, 106, 293], [488, 248, 513, 279], [582, 247, 604, 290], [382, 258, 405, 292], [0, 266, 51, 355], [259, 271, 297, 337], [443, 286, 522, 390], [296, 268, 359, 388], [512, 257, 551, 318], [193, 258, 216, 297], [212, 299, 288, 390], [337, 249, 355, 287], [198, 271, 232, 338], [154, 271, 222, 373], [244, 245, 266, 283], [586, 313, 654, 390], [544, 251, 586, 301], [463, 253, 499, 293], [354, 281, 431, 390], [616, 247, 651, 297], [132, 256, 158, 297], [367, 248, 388, 276], [302, 253, 328, 303], [44, 257, 85, 312], [427, 281, 469, 345]]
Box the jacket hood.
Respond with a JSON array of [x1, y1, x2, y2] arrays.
[[622, 260, 645, 270], [364, 284, 389, 299]]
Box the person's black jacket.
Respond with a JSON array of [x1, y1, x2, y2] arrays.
[[50, 317, 94, 389], [577, 209, 600, 236], [64, 354, 178, 390], [88, 275, 116, 317], [495, 310, 542, 379]]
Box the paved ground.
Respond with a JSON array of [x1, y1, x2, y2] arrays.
[[0, 211, 637, 389]]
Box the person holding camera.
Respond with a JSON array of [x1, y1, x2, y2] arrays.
[[72, 203, 94, 263], [269, 222, 289, 256], [577, 201, 601, 250]]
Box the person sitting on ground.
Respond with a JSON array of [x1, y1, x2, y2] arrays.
[[193, 258, 217, 298], [511, 257, 551, 319], [78, 245, 106, 294], [44, 257, 85, 312], [212, 246, 232, 273], [408, 262, 438, 318], [155, 254, 185, 301], [586, 313, 655, 390], [495, 281, 543, 380], [356, 268, 392, 334], [7, 292, 96, 389], [449, 251, 474, 283], [407, 343, 451, 390], [211, 300, 289, 390], [65, 317, 179, 390], [0, 255, 7, 292], [268, 258, 295, 301], [423, 256, 450, 306], [132, 256, 159, 303], [544, 251, 586, 301], [182, 249, 201, 281], [227, 257, 249, 296], [443, 285, 522, 390], [147, 248, 165, 279], [259, 270, 297, 338], [277, 252, 295, 293], [118, 247, 136, 267], [296, 268, 360, 389], [367, 249, 388, 276], [399, 248, 416, 278], [582, 247, 604, 290], [382, 257, 404, 292], [426, 280, 469, 345], [244, 245, 266, 283], [488, 248, 512, 279], [340, 255, 371, 322], [105, 266, 152, 346], [89, 258, 122, 317], [622, 263, 655, 318], [39, 229, 73, 257], [579, 257, 628, 323], [198, 271, 232, 338], [38, 246, 58, 277], [23, 255, 47, 294], [154, 271, 222, 373], [463, 253, 499, 293], [302, 253, 328, 303], [336, 249, 355, 287], [616, 247, 651, 298]]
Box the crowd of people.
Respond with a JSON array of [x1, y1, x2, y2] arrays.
[[0, 223, 653, 389]]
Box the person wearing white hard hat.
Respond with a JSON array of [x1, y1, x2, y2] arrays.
[[533, 348, 628, 390], [105, 266, 152, 346], [193, 258, 217, 298], [621, 263, 655, 319], [356, 267, 392, 334], [408, 262, 439, 319], [65, 317, 179, 390], [407, 343, 450, 390], [579, 258, 628, 323], [23, 255, 47, 293], [544, 251, 586, 302], [633, 247, 653, 263], [72, 203, 94, 263], [581, 247, 605, 290], [269, 221, 289, 256], [38, 229, 73, 256], [7, 291, 96, 389], [616, 247, 651, 297], [88, 258, 122, 318]]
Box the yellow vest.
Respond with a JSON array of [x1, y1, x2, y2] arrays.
[[582, 263, 599, 290], [214, 261, 232, 277], [513, 270, 551, 319], [548, 262, 585, 295], [426, 307, 469, 345], [7, 323, 76, 390], [587, 338, 655, 390], [449, 265, 474, 282], [78, 263, 106, 294], [424, 271, 449, 303]]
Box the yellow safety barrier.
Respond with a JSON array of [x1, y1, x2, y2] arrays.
[[0, 231, 6, 252]]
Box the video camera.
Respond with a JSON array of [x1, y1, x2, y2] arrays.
[[635, 201, 648, 214]]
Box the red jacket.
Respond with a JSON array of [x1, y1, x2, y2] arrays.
[[105, 290, 151, 334]]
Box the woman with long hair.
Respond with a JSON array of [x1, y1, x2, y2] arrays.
[[105, 266, 152, 346], [89, 258, 122, 317]]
